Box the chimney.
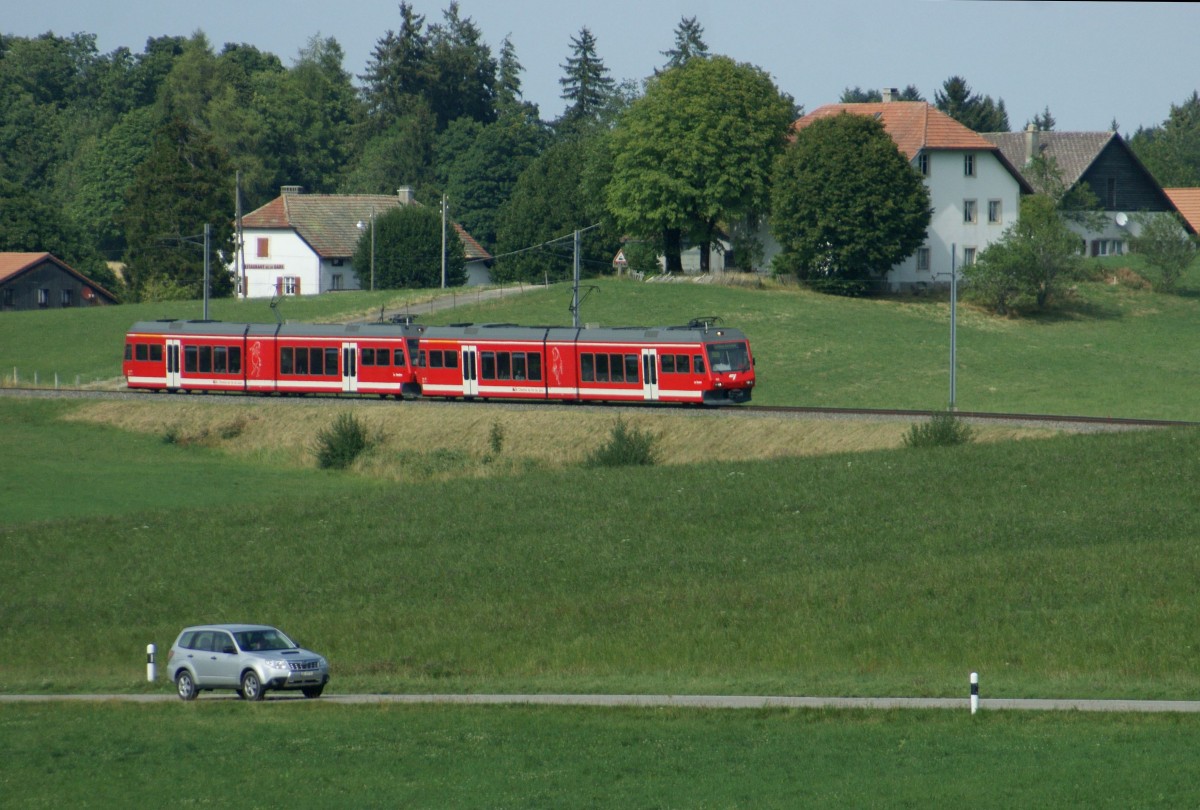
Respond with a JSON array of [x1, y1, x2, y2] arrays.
[[397, 186, 415, 205], [881, 87, 898, 103], [280, 185, 304, 196], [1024, 123, 1039, 166]]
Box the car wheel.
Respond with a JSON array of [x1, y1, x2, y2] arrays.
[[176, 670, 198, 701], [240, 670, 265, 701], [302, 685, 325, 699]]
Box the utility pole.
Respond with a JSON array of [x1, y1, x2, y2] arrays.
[[203, 223, 211, 320], [572, 229, 582, 328], [441, 194, 448, 289], [949, 243, 958, 411]]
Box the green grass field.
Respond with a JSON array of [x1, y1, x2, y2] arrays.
[[5, 703, 1200, 808], [3, 272, 1200, 805], [3, 264, 1200, 418]]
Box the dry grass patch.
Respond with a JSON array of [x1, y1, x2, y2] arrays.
[[65, 398, 1060, 481]]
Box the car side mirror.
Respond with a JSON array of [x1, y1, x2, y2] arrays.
[[223, 645, 236, 655]]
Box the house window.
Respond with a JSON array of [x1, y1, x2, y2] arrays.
[[61, 289, 73, 307], [964, 154, 976, 177], [37, 288, 49, 307], [916, 247, 930, 272], [331, 274, 343, 291], [988, 200, 1002, 224], [2, 289, 12, 307], [256, 237, 269, 258], [963, 199, 978, 224], [917, 153, 929, 176], [1090, 239, 1125, 257], [962, 247, 977, 266], [278, 276, 299, 295]]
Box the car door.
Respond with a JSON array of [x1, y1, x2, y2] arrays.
[[207, 630, 241, 686]]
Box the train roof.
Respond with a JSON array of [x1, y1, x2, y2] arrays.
[[126, 319, 748, 344], [126, 320, 418, 339], [416, 322, 748, 344]]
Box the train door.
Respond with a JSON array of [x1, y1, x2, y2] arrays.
[[341, 342, 359, 392], [166, 339, 182, 389], [462, 345, 479, 397], [641, 348, 659, 401]]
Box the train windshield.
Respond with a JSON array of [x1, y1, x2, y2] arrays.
[[706, 341, 751, 373]]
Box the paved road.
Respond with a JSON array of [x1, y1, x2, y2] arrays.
[[5, 693, 1200, 713]]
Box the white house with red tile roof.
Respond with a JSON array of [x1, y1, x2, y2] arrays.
[[776, 96, 1031, 291], [233, 186, 493, 298]]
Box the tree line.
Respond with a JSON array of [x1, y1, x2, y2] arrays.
[[2, 4, 1198, 304]]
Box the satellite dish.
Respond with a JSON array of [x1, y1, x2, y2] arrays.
[[1115, 212, 1129, 227]]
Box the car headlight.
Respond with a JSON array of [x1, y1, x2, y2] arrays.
[[267, 660, 290, 671]]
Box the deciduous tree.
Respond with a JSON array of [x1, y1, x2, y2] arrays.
[[606, 56, 794, 273], [1130, 212, 1197, 292], [963, 193, 1082, 313], [771, 113, 931, 294], [355, 203, 465, 288]]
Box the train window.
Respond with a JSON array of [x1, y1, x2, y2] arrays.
[[125, 344, 134, 361], [393, 348, 406, 367], [625, 355, 639, 382], [693, 355, 705, 374], [661, 354, 675, 374], [429, 351, 444, 369], [408, 339, 421, 365], [314, 348, 331, 375], [135, 343, 148, 361], [608, 353, 624, 382], [184, 346, 198, 373], [198, 346, 213, 373], [280, 348, 293, 375], [295, 348, 309, 375], [229, 347, 242, 374], [595, 353, 610, 382], [416, 350, 426, 368], [151, 345, 162, 362], [444, 350, 458, 369], [581, 353, 594, 382], [376, 349, 390, 367], [512, 353, 527, 381], [214, 346, 227, 373], [497, 353, 511, 380], [361, 348, 376, 365], [676, 354, 690, 374], [325, 348, 338, 374], [528, 353, 542, 382], [481, 351, 496, 380], [708, 342, 750, 373]]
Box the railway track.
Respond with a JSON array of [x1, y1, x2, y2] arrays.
[[2, 384, 1195, 431]]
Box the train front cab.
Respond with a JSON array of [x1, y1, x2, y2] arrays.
[[699, 333, 755, 405]]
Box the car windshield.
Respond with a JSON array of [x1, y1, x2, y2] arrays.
[[234, 628, 297, 652], [706, 341, 751, 373]]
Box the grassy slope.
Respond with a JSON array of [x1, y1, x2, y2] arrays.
[[2, 269, 1199, 418], [3, 397, 1198, 700]]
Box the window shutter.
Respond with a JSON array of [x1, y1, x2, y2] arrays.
[[295, 278, 301, 295], [275, 277, 283, 295]]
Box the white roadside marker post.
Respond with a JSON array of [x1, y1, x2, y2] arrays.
[[147, 643, 157, 683], [970, 671, 979, 715]]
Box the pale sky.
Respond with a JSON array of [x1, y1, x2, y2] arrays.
[[5, 0, 1197, 134]]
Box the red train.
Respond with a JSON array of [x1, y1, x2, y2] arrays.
[[123, 318, 756, 405]]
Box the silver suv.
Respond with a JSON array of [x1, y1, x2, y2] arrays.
[[168, 624, 329, 701]]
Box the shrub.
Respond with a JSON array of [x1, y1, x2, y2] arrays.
[[584, 417, 660, 467], [313, 412, 373, 470], [903, 411, 975, 448], [483, 421, 505, 463]]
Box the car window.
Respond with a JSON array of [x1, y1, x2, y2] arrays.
[[178, 631, 197, 649], [214, 632, 236, 654], [191, 631, 213, 651]]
